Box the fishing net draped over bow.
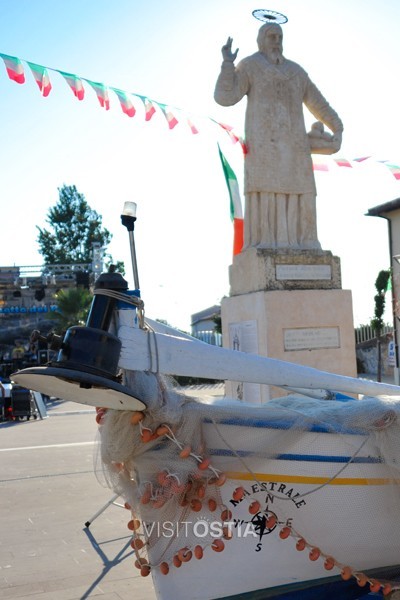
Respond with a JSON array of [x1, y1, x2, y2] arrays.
[[95, 369, 400, 590]]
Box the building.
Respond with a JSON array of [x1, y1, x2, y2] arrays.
[[191, 305, 222, 346], [367, 197, 400, 384], [0, 263, 95, 353]]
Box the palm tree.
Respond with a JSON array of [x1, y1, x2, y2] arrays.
[[48, 287, 92, 334]]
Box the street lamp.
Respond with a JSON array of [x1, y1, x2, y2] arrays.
[[121, 201, 140, 291]]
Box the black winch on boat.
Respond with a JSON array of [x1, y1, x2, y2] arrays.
[[11, 203, 146, 411]]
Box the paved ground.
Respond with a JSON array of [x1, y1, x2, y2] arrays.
[[0, 399, 157, 600]]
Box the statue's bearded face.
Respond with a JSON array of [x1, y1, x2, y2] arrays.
[[257, 24, 284, 64]]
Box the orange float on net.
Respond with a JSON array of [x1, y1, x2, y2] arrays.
[[340, 566, 352, 581], [279, 527, 291, 540], [197, 484, 206, 499], [369, 580, 381, 593], [249, 501, 261, 515], [212, 539, 225, 553], [153, 497, 166, 509], [95, 411, 106, 424], [208, 498, 217, 512], [141, 428, 153, 443], [198, 457, 211, 471], [124, 502, 131, 510], [309, 547, 320, 561], [223, 526, 233, 540], [296, 538, 306, 551], [191, 499, 202, 512], [160, 562, 169, 575], [179, 445, 192, 459], [131, 538, 144, 550], [221, 509, 232, 521], [140, 489, 152, 505], [127, 518, 141, 531], [173, 555, 182, 568], [130, 411, 144, 425], [382, 583, 393, 596], [135, 557, 148, 569], [112, 462, 124, 472], [194, 545, 204, 560], [356, 573, 368, 587], [324, 557, 335, 571], [140, 565, 151, 577], [157, 471, 168, 486], [156, 425, 169, 436], [215, 473, 227, 486], [177, 548, 188, 561], [181, 550, 193, 563], [170, 480, 185, 494], [232, 486, 245, 501], [266, 515, 277, 528]]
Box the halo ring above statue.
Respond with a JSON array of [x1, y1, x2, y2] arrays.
[[252, 9, 288, 24]]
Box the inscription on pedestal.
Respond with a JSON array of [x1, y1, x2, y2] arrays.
[[284, 327, 340, 351], [276, 264, 332, 281]]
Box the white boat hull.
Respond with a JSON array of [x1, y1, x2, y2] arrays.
[[149, 420, 400, 599]]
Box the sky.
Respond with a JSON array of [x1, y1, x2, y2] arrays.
[[1, 0, 400, 331]]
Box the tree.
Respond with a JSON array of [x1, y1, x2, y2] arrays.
[[48, 287, 92, 334], [37, 184, 118, 267], [371, 269, 391, 382]]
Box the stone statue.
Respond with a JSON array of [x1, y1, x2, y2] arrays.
[[214, 23, 343, 250]]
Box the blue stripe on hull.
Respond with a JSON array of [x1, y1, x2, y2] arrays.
[[204, 417, 363, 435], [209, 449, 382, 464]]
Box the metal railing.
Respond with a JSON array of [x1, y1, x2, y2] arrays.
[[192, 330, 222, 347], [355, 324, 393, 344]]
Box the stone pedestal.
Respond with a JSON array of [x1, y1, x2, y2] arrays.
[[222, 248, 357, 402]]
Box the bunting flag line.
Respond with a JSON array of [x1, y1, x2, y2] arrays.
[[0, 51, 222, 137], [58, 70, 85, 100], [218, 144, 244, 256], [0, 50, 400, 182], [212, 120, 247, 154], [85, 79, 110, 110], [26, 62, 52, 97], [1, 53, 25, 83], [334, 158, 352, 168], [142, 97, 157, 121], [111, 87, 136, 117], [312, 155, 400, 180], [158, 104, 179, 130], [386, 164, 400, 180]]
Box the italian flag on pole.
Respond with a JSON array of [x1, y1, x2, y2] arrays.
[[217, 144, 244, 256]]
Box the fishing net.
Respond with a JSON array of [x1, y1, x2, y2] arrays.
[[95, 368, 400, 596]]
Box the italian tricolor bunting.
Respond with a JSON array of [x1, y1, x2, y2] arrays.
[[111, 88, 136, 117], [27, 62, 52, 96], [59, 71, 85, 100], [218, 144, 244, 256], [86, 80, 110, 110], [1, 53, 25, 83]]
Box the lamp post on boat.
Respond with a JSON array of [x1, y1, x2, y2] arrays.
[[121, 201, 140, 291]]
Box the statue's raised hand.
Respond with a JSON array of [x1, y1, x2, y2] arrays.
[[222, 37, 238, 63], [332, 130, 343, 152]]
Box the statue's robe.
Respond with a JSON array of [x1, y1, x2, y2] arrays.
[[215, 54, 343, 248]]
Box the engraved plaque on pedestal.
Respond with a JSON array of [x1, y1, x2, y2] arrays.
[[276, 264, 332, 281], [283, 327, 340, 351]]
